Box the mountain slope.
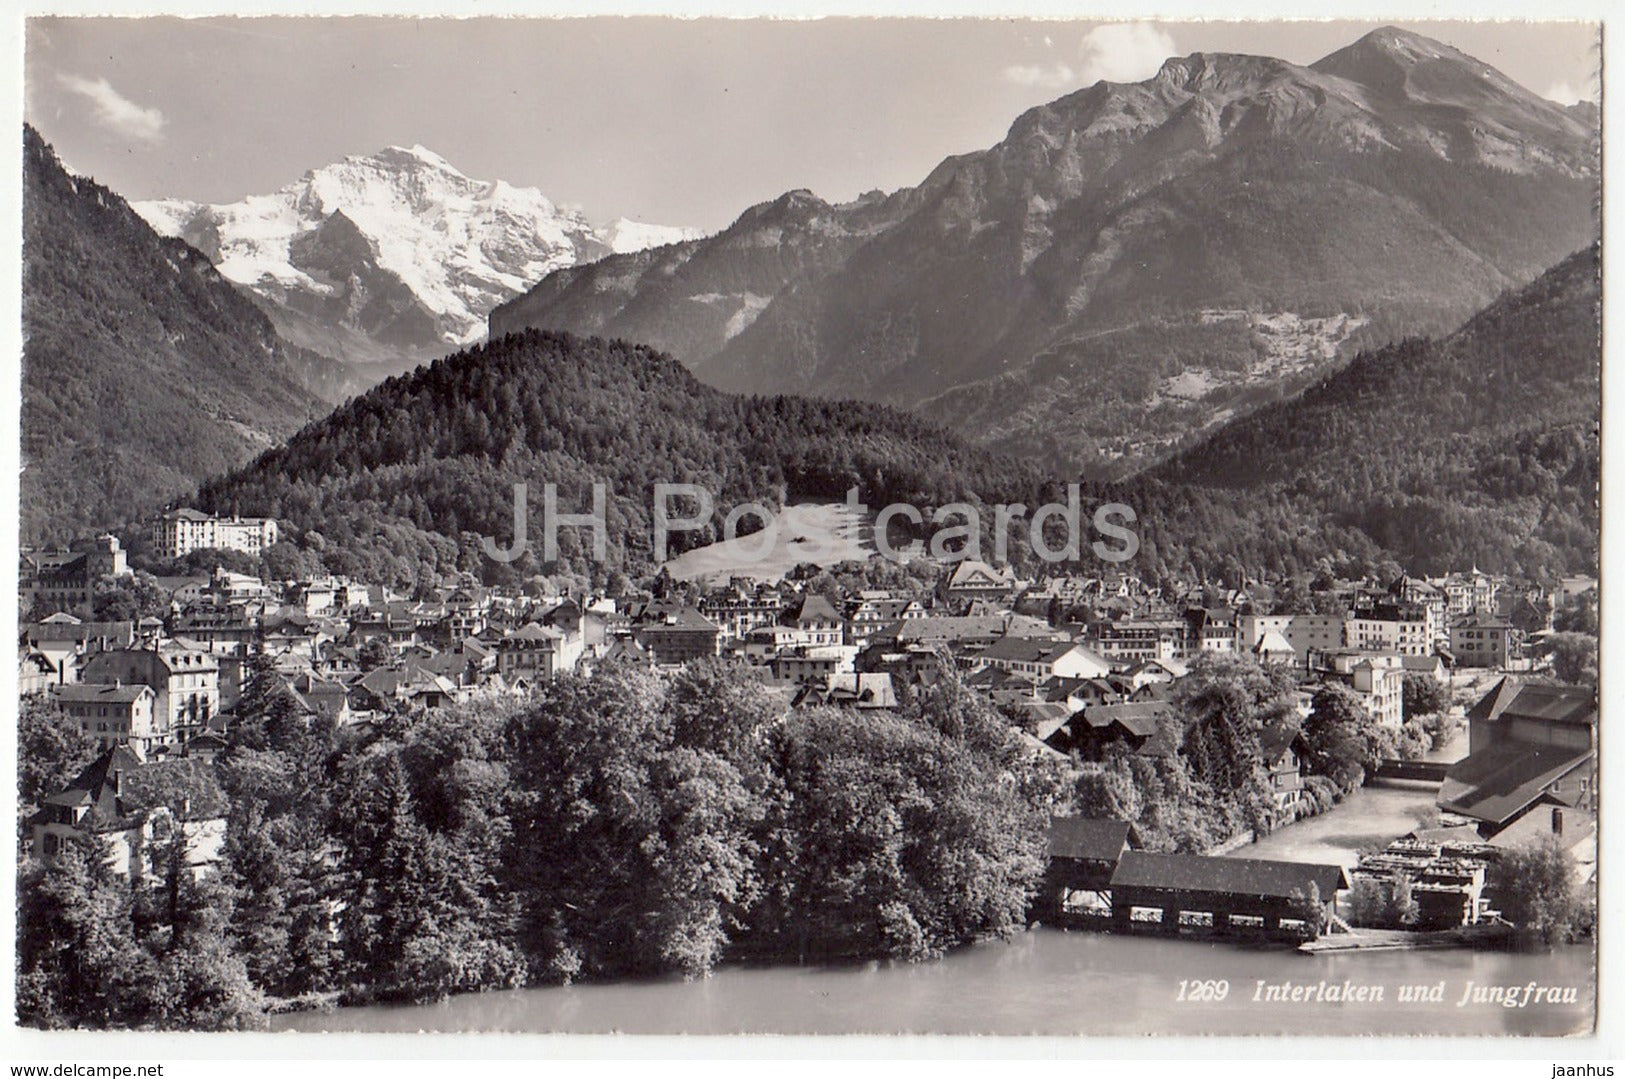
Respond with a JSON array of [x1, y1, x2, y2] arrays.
[[20, 124, 329, 544], [492, 27, 1598, 476], [490, 186, 925, 375], [134, 146, 698, 376], [193, 330, 1040, 590], [1151, 242, 1600, 576], [192, 244, 1596, 595]]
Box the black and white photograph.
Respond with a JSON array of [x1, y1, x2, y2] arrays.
[[2, 6, 1611, 1055]]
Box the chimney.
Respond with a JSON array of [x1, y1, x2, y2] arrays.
[[1551, 807, 1564, 836]]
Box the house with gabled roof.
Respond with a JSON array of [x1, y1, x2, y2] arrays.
[[1401, 653, 1449, 685], [1090, 617, 1187, 665], [496, 620, 582, 684], [19, 646, 57, 695], [938, 559, 1020, 607], [1108, 851, 1346, 936], [980, 637, 1111, 682], [1040, 674, 1127, 713], [1252, 629, 1296, 666], [782, 593, 844, 646], [598, 635, 653, 670], [634, 608, 721, 666], [843, 596, 926, 647], [53, 682, 164, 753], [1259, 715, 1307, 814], [1047, 700, 1180, 759], [1046, 817, 1132, 896], [1184, 607, 1239, 655], [791, 672, 899, 711], [30, 746, 228, 882], [872, 612, 1058, 651], [1441, 678, 1596, 836]]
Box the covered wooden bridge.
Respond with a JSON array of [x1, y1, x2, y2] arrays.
[[1042, 817, 1349, 942]]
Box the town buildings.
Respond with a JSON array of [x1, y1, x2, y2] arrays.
[[1346, 601, 1434, 656], [21, 535, 132, 613], [23, 514, 1583, 893], [151, 509, 280, 559], [53, 683, 164, 753], [82, 644, 221, 745], [1450, 612, 1517, 668]]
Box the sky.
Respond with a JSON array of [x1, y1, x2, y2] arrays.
[[23, 16, 1603, 232]]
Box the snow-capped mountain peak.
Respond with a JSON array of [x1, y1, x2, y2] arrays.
[[603, 216, 704, 254], [132, 146, 699, 352]]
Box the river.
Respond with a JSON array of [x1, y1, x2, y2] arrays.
[[272, 728, 1596, 1037], [270, 930, 1593, 1036]]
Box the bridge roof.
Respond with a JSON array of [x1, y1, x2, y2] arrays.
[[1047, 817, 1130, 863], [1110, 851, 1347, 900]]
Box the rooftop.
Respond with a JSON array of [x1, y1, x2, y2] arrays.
[[1469, 678, 1596, 726], [1439, 741, 1593, 825], [1047, 817, 1131, 862], [53, 683, 153, 704], [1110, 851, 1348, 900]]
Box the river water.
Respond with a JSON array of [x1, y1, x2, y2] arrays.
[[271, 930, 1594, 1036]]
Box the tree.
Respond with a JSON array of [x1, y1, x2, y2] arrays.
[[155, 925, 266, 1030], [1347, 876, 1387, 927], [259, 540, 319, 583], [1170, 653, 1295, 793], [501, 669, 761, 982], [229, 653, 306, 751], [91, 572, 170, 622], [218, 705, 343, 1001], [1301, 684, 1392, 792], [750, 704, 1045, 963], [358, 636, 393, 674], [1544, 632, 1598, 687], [18, 696, 97, 815], [1402, 674, 1450, 721], [1490, 837, 1588, 945], [1286, 881, 1324, 941], [1386, 874, 1418, 927], [16, 838, 162, 1029], [1553, 595, 1597, 635], [140, 845, 267, 1030], [1351, 874, 1419, 928]]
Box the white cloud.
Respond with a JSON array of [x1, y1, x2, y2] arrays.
[[1002, 22, 1176, 92], [1544, 79, 1598, 106], [1076, 23, 1178, 85], [56, 72, 165, 142], [1002, 62, 1077, 89]]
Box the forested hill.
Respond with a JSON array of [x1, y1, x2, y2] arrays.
[[1152, 243, 1600, 577], [20, 124, 331, 543], [194, 330, 1043, 587], [193, 245, 1597, 592]]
